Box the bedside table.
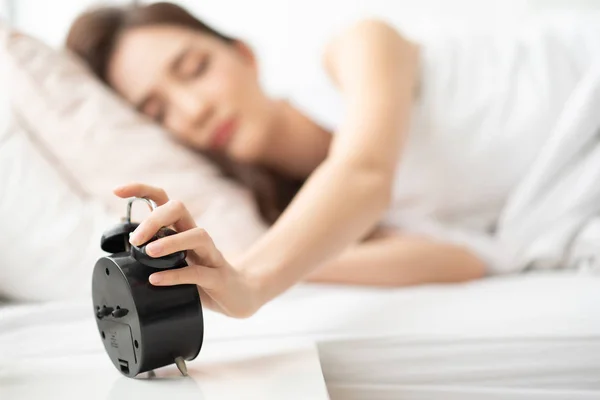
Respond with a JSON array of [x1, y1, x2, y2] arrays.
[[1, 338, 330, 400]]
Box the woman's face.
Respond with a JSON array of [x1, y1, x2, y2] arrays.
[[107, 25, 276, 163]]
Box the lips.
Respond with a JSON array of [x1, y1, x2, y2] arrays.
[[210, 117, 237, 150]]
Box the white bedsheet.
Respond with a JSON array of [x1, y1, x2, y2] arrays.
[[1, 272, 599, 399]]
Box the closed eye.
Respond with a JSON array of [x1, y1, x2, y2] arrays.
[[180, 53, 210, 80]]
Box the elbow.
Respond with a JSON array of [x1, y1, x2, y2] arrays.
[[375, 175, 394, 215], [352, 164, 395, 216], [326, 154, 396, 219]]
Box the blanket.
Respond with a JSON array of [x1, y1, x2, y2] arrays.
[[495, 63, 600, 273]]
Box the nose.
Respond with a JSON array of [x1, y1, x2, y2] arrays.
[[169, 84, 214, 127]]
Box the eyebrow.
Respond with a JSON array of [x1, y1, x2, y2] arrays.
[[135, 47, 191, 112]]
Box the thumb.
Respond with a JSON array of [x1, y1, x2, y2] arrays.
[[149, 265, 218, 289]]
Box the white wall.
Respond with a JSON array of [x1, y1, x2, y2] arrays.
[[0, 0, 10, 20], [7, 0, 600, 48], [160, 0, 600, 96], [6, 0, 600, 96], [7, 0, 130, 47]]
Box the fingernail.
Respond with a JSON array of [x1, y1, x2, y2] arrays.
[[129, 231, 142, 246], [146, 242, 162, 256], [149, 274, 162, 285]]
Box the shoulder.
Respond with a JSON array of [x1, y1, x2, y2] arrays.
[[284, 19, 418, 131], [321, 18, 420, 90], [330, 18, 408, 40], [323, 19, 417, 69]]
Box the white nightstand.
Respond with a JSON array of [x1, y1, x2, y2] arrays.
[[1, 338, 330, 400]]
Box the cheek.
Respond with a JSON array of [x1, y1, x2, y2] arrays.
[[228, 115, 272, 163], [210, 60, 260, 106], [163, 112, 202, 149], [164, 115, 189, 140], [210, 58, 271, 162]]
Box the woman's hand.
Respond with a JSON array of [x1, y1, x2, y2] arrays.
[[113, 183, 263, 318]]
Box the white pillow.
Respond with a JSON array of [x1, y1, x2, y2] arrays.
[[0, 26, 268, 301], [0, 120, 114, 301]]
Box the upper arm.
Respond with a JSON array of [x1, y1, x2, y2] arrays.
[[321, 19, 420, 178], [323, 19, 418, 94]]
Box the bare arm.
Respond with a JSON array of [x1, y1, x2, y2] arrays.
[[305, 228, 486, 286], [238, 20, 420, 304], [118, 21, 422, 318]]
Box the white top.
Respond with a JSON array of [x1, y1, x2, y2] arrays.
[[287, 16, 600, 273]]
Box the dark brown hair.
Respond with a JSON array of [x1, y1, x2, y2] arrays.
[[66, 2, 304, 225]]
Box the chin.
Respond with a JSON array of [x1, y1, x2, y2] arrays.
[[229, 149, 260, 165], [228, 138, 264, 165]]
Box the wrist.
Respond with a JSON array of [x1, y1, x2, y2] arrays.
[[237, 254, 275, 311]]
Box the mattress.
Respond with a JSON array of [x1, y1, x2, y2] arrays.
[[1, 271, 599, 399]]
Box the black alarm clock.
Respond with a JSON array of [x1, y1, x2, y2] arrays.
[[92, 197, 204, 377]]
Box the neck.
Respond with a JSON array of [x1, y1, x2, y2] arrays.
[[260, 100, 331, 179]]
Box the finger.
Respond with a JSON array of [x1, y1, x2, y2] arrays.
[[113, 183, 170, 206], [145, 227, 222, 266], [149, 265, 219, 289], [130, 199, 197, 246]]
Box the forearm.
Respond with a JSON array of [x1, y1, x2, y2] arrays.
[[238, 159, 392, 303], [232, 92, 403, 300], [306, 232, 487, 286], [237, 20, 419, 305]]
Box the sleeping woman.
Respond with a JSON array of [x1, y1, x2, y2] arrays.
[[66, 2, 563, 318]]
